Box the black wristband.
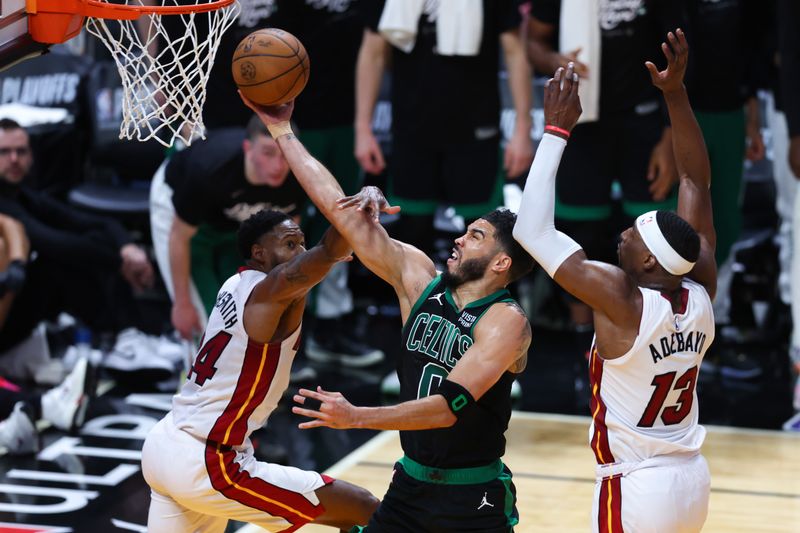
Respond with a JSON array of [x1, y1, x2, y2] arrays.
[[435, 379, 475, 418]]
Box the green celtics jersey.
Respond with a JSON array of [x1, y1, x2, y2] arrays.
[[399, 274, 517, 468]]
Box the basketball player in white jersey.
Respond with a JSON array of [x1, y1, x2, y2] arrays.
[[141, 207, 383, 532], [513, 30, 715, 532]]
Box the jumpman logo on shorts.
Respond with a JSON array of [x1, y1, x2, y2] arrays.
[[429, 292, 445, 305], [478, 492, 494, 510]]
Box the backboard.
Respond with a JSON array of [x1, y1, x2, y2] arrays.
[[0, 0, 48, 71]]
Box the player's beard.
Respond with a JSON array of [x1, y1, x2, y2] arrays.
[[442, 254, 492, 289]]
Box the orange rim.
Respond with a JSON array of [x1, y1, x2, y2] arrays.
[[28, 0, 237, 45], [85, 0, 237, 16]]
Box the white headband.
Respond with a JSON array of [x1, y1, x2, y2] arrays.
[[635, 211, 695, 276]]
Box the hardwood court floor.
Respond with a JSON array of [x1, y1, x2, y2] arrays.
[[241, 412, 800, 533]]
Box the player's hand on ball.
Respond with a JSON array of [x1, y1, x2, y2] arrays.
[[293, 386, 358, 429], [239, 91, 295, 125], [544, 62, 582, 134], [337, 186, 401, 222]]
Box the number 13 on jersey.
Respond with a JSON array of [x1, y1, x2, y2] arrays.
[[638, 366, 699, 427]]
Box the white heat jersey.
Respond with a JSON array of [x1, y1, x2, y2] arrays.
[[171, 269, 301, 446], [588, 278, 715, 464]]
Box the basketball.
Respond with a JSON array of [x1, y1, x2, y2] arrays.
[[232, 28, 310, 106]]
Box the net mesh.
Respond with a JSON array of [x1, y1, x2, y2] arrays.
[[85, 0, 241, 147]]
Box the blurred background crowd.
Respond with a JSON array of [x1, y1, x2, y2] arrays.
[[0, 0, 798, 474]]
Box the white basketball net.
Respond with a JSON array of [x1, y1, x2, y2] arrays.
[[85, 0, 241, 147]]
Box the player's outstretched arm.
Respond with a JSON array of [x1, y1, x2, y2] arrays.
[[251, 226, 352, 305], [244, 218, 351, 343], [512, 65, 639, 322], [646, 29, 717, 298], [247, 186, 402, 307], [241, 96, 437, 313]]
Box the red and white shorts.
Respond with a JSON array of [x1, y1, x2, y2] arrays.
[[142, 412, 332, 533], [592, 453, 710, 533]]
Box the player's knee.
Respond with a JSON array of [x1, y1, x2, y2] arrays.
[[352, 485, 380, 522], [316, 480, 379, 526]]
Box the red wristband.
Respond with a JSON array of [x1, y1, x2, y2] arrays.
[[544, 125, 570, 138]]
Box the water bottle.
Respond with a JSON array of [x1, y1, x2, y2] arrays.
[[75, 327, 92, 361], [64, 326, 93, 370]]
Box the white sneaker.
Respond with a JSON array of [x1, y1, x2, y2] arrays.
[[0, 402, 39, 455], [102, 328, 175, 381], [41, 356, 92, 431], [110, 327, 150, 355], [155, 335, 191, 368]]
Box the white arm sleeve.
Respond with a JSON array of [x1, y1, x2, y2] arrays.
[[512, 133, 583, 278]]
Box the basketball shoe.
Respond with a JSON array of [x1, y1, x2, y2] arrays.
[[0, 402, 38, 455], [41, 356, 93, 432], [102, 328, 176, 382]]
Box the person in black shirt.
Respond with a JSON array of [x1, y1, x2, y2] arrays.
[[0, 119, 154, 353], [356, 0, 533, 259], [268, 0, 385, 367], [0, 47, 94, 195], [526, 0, 685, 328], [158, 0, 279, 130], [687, 0, 766, 269], [149, 115, 306, 340], [245, 99, 535, 532]]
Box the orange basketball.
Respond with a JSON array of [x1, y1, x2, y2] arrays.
[[232, 28, 310, 106]]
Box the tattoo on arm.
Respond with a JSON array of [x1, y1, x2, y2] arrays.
[[282, 263, 309, 285]]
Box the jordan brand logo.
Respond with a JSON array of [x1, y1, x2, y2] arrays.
[[477, 492, 494, 510], [428, 292, 444, 305]]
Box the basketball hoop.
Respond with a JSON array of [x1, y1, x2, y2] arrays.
[[26, 0, 241, 147]]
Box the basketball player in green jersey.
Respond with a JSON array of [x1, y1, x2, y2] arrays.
[[241, 96, 534, 531]]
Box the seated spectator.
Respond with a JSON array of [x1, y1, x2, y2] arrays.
[[0, 213, 28, 330], [0, 118, 154, 357], [0, 213, 93, 454]]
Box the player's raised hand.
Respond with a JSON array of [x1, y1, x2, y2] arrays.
[[239, 91, 295, 125], [337, 185, 401, 222], [544, 62, 582, 135], [646, 29, 689, 94], [292, 386, 358, 429]]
